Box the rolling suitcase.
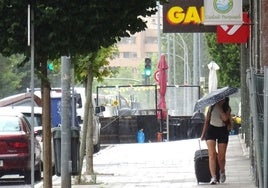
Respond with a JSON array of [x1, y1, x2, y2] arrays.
[[194, 148, 220, 184]]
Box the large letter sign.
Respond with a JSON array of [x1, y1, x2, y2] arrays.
[[163, 0, 216, 33], [166, 6, 203, 25]]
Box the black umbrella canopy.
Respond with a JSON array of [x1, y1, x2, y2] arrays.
[[194, 86, 238, 112]]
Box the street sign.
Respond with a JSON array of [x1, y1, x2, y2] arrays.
[[204, 0, 243, 25], [154, 70, 160, 82]]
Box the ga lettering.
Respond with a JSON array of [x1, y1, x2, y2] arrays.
[[166, 6, 204, 25]]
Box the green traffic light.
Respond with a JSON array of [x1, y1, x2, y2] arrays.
[[144, 57, 152, 77], [144, 68, 152, 77], [47, 62, 54, 71]]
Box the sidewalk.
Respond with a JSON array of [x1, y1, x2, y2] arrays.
[[36, 134, 257, 188]]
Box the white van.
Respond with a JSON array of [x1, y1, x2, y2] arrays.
[[26, 87, 101, 153]]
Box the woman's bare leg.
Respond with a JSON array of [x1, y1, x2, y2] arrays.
[[218, 143, 228, 173], [206, 140, 217, 178]]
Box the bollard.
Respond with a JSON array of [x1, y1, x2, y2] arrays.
[[137, 129, 145, 143], [157, 132, 162, 142]]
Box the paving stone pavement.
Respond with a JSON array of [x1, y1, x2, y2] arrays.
[[36, 134, 257, 188]]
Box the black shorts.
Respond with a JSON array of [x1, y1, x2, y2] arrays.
[[205, 124, 229, 143]]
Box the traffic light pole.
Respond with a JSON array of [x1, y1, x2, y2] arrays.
[[144, 76, 150, 85], [28, 3, 35, 187], [61, 56, 71, 188]]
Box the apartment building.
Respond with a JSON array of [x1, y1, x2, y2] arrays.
[[110, 13, 161, 68]]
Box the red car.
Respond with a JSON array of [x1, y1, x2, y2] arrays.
[[0, 110, 42, 184]]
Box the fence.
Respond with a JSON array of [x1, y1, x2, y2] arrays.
[[96, 85, 200, 117], [247, 68, 264, 187]]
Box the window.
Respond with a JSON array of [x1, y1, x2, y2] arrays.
[[119, 36, 136, 44], [145, 52, 157, 57], [123, 52, 137, 58], [145, 36, 158, 44], [0, 117, 21, 132]]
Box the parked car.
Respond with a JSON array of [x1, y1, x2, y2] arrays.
[[0, 106, 55, 173], [0, 109, 42, 184]]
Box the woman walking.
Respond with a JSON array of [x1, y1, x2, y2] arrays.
[[201, 97, 232, 184]]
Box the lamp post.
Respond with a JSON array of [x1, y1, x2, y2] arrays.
[[157, 1, 161, 59], [176, 33, 189, 85], [162, 33, 189, 86], [161, 33, 191, 115], [156, 4, 189, 85], [156, 5, 192, 115], [28, 3, 35, 187]]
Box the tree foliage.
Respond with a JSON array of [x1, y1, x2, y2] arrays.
[[73, 46, 118, 83], [0, 54, 38, 98], [205, 33, 240, 87], [0, 1, 164, 64], [0, 1, 167, 185], [71, 46, 118, 179]]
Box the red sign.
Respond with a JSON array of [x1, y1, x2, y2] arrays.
[[154, 70, 160, 82], [217, 13, 250, 44]]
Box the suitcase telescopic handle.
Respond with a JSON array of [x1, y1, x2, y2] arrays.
[[198, 139, 202, 150]]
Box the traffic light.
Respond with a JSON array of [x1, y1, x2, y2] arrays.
[[47, 60, 54, 71], [144, 58, 152, 77]]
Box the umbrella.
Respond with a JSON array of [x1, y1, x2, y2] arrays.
[[157, 55, 168, 119], [208, 61, 220, 93], [193, 86, 238, 112]]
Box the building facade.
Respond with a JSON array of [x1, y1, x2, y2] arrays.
[[110, 13, 160, 68]]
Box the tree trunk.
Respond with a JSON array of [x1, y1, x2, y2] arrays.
[[77, 71, 94, 183], [85, 72, 94, 174], [77, 80, 88, 183], [41, 59, 53, 188]]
